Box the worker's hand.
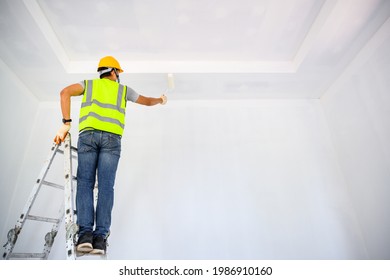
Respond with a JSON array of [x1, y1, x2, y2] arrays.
[[160, 94, 167, 105], [53, 124, 71, 145]]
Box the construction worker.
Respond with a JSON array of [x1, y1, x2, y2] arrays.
[[53, 56, 167, 254]]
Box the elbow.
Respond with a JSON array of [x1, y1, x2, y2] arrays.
[[60, 88, 67, 98], [60, 88, 70, 100]]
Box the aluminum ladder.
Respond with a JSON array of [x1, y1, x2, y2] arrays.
[[2, 134, 79, 260]]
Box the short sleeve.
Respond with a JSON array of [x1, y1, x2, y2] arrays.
[[126, 86, 140, 102], [79, 81, 85, 93]]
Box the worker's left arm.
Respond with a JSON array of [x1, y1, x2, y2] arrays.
[[126, 85, 167, 106], [136, 94, 167, 106]]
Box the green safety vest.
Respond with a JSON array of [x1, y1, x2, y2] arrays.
[[79, 79, 127, 136]]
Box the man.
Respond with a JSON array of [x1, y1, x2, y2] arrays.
[[53, 56, 167, 254]]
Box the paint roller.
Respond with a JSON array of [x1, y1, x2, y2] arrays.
[[166, 73, 175, 92], [161, 73, 174, 105]]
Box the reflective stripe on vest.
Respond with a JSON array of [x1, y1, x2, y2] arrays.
[[79, 79, 127, 135]]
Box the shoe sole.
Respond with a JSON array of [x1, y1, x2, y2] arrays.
[[90, 248, 105, 255], [76, 243, 93, 253]]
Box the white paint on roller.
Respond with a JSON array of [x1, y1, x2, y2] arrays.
[[167, 73, 175, 90]]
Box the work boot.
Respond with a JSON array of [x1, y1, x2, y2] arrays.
[[91, 235, 106, 255], [76, 232, 93, 253]]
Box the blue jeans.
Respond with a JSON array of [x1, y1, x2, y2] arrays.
[[76, 130, 121, 238]]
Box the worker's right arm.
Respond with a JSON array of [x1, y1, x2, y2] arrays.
[[59, 83, 84, 120], [54, 83, 84, 144]]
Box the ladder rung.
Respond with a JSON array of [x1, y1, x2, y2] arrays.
[[58, 147, 78, 155], [42, 180, 64, 190], [26, 215, 60, 224], [9, 252, 46, 259]]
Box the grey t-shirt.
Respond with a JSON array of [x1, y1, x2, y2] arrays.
[[78, 80, 139, 102]]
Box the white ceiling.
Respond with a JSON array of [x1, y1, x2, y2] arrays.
[[0, 0, 389, 101]]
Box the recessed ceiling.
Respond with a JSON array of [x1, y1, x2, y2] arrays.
[[39, 0, 323, 62], [0, 0, 389, 101]]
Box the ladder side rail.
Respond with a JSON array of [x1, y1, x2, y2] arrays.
[[63, 134, 78, 260]]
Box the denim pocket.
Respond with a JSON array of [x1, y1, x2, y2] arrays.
[[105, 134, 121, 157], [78, 131, 94, 153]]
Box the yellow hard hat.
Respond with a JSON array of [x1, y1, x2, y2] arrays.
[[97, 56, 123, 73]]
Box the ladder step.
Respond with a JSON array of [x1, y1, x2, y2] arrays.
[[26, 215, 60, 224], [9, 252, 46, 259], [42, 180, 64, 190], [57, 147, 78, 155]]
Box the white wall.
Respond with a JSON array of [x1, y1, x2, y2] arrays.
[[321, 22, 390, 259], [9, 98, 366, 259], [113, 100, 364, 259], [0, 59, 39, 243]]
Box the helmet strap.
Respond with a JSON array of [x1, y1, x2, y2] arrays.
[[113, 69, 120, 83], [99, 67, 113, 76]]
